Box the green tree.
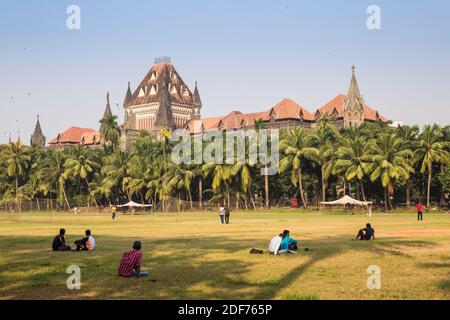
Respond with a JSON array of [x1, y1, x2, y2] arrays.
[[413, 125, 450, 208], [279, 128, 316, 208], [1, 141, 31, 212], [367, 133, 414, 211]]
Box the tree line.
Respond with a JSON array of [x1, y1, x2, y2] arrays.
[[1, 116, 449, 212]]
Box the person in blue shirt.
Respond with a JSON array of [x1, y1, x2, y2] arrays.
[[280, 230, 298, 251]]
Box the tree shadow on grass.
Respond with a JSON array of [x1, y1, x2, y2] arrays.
[[0, 234, 439, 299]]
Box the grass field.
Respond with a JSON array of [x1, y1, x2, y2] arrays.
[[0, 211, 449, 300]]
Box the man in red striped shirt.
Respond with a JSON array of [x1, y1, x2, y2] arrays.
[[118, 241, 144, 278]]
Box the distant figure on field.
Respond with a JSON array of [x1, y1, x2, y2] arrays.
[[219, 206, 225, 224], [268, 233, 285, 255], [356, 223, 375, 240], [52, 228, 71, 251], [224, 206, 231, 224], [74, 229, 96, 251], [416, 202, 424, 221], [281, 230, 298, 251], [111, 206, 117, 220], [118, 241, 148, 278]]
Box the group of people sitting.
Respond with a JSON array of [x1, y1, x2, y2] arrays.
[[268, 230, 298, 255], [52, 228, 95, 252], [52, 228, 147, 278]]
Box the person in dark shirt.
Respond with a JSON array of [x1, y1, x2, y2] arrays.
[[52, 228, 71, 251], [356, 223, 375, 240], [224, 206, 231, 224]]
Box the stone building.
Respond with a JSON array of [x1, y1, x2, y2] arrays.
[[120, 57, 202, 148], [186, 66, 388, 134], [30, 115, 46, 148]]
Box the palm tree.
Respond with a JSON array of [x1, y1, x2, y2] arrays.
[[254, 118, 270, 207], [39, 149, 71, 210], [159, 128, 172, 170], [165, 163, 195, 210], [99, 115, 121, 152], [64, 145, 100, 206], [366, 133, 414, 211], [203, 162, 233, 207], [413, 125, 450, 209], [397, 125, 419, 208], [308, 125, 337, 202], [101, 150, 132, 203], [1, 141, 31, 212], [334, 136, 371, 202], [279, 128, 316, 209]]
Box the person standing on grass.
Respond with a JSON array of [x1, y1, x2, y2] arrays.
[[52, 228, 71, 251], [111, 206, 117, 220], [219, 205, 225, 224], [118, 241, 148, 278], [416, 202, 424, 221], [224, 206, 230, 224]]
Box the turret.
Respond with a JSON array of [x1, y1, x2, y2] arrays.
[[192, 81, 202, 120], [30, 115, 46, 148]]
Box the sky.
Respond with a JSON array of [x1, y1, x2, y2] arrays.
[[1, 0, 450, 144]]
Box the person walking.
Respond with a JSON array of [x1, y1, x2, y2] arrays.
[[219, 205, 225, 224], [416, 202, 424, 221], [224, 206, 230, 224]]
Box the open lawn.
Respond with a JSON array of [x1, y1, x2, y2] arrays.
[[0, 211, 449, 300]]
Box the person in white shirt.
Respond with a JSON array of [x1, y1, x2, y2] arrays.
[[219, 206, 225, 224], [74, 229, 95, 251], [268, 233, 284, 255]]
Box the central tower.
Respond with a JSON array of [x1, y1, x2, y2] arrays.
[[123, 57, 201, 133], [343, 65, 366, 128]]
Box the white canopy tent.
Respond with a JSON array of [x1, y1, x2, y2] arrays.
[[117, 201, 153, 208], [321, 195, 372, 207]]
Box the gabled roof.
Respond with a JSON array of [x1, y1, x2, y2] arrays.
[[267, 98, 314, 121], [185, 98, 314, 132], [81, 131, 101, 146], [49, 127, 97, 145], [316, 94, 388, 122], [128, 63, 194, 107]]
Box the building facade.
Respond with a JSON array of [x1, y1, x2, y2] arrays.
[[186, 65, 388, 134], [44, 60, 388, 149], [120, 57, 202, 148]]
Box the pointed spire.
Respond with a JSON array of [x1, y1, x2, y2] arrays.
[[30, 115, 46, 147], [192, 81, 202, 120], [193, 81, 202, 107], [123, 82, 132, 108], [344, 65, 366, 128], [8, 132, 12, 144], [103, 92, 113, 118], [154, 67, 174, 130], [100, 92, 113, 135], [347, 65, 361, 100]]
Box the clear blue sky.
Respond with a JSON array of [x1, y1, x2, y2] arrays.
[[1, 0, 450, 144]]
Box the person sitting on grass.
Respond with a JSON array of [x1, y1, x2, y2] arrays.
[[269, 233, 285, 255], [280, 230, 298, 252], [74, 229, 96, 251], [52, 228, 71, 251], [356, 223, 375, 241], [118, 241, 148, 278]]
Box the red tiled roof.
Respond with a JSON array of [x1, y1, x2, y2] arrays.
[[267, 98, 314, 121], [49, 127, 97, 145], [185, 98, 314, 132], [316, 94, 388, 122], [129, 63, 194, 107], [81, 131, 101, 145]]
